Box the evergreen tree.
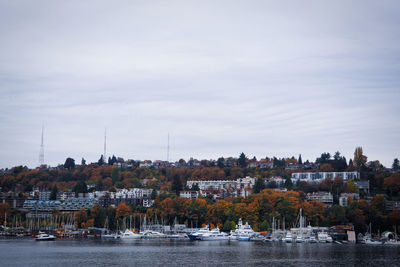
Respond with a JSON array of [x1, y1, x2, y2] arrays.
[[74, 180, 88, 196], [111, 167, 121, 184], [81, 158, 86, 165], [96, 179, 104, 191], [298, 154, 303, 165], [98, 155, 105, 166], [238, 152, 248, 168], [284, 177, 293, 189], [393, 158, 400, 171], [217, 157, 225, 168], [49, 185, 58, 200], [64, 157, 75, 169], [253, 178, 265, 193]]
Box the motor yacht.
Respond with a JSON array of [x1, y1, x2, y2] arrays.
[[229, 218, 255, 241], [141, 230, 166, 239], [188, 225, 210, 240], [120, 229, 141, 239], [199, 228, 229, 241], [35, 231, 56, 241]]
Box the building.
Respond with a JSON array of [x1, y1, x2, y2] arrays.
[[306, 192, 333, 205], [354, 181, 370, 194], [39, 191, 51, 201], [339, 193, 360, 207], [386, 201, 400, 211], [187, 176, 256, 191], [179, 191, 199, 200], [291, 172, 360, 183]]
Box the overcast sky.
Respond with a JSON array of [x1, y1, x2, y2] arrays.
[[0, 0, 399, 169]]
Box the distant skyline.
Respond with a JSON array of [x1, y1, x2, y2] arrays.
[[0, 1, 399, 168]]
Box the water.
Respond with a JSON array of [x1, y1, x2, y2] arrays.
[[0, 238, 399, 266]]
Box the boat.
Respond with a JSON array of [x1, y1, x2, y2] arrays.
[[317, 232, 328, 243], [229, 218, 255, 241], [141, 230, 166, 239], [188, 225, 210, 241], [365, 223, 382, 245], [284, 232, 293, 243], [35, 231, 56, 241], [295, 235, 303, 243], [199, 227, 229, 241], [326, 235, 333, 243], [309, 234, 317, 243], [120, 229, 141, 239]]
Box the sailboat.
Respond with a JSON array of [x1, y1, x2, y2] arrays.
[[365, 223, 382, 245]]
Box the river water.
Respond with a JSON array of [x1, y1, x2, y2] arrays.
[[0, 238, 399, 266]]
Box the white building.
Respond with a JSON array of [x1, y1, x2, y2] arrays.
[[186, 176, 256, 191], [291, 171, 359, 183], [179, 191, 200, 200], [306, 192, 333, 205]]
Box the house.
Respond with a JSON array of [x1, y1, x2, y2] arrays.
[[339, 193, 360, 206], [306, 192, 333, 205]]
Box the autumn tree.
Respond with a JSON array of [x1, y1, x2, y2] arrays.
[[116, 202, 131, 220], [75, 209, 88, 228], [353, 147, 367, 169], [383, 173, 400, 196]]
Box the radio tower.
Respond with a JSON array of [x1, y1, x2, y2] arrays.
[[39, 124, 44, 166], [103, 128, 107, 163], [167, 132, 170, 162]]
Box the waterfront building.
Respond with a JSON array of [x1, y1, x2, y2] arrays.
[[291, 171, 360, 183]]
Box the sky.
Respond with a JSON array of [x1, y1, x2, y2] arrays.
[[0, 0, 399, 169]]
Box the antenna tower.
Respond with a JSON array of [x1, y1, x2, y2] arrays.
[[167, 132, 170, 162], [104, 128, 107, 162], [39, 124, 44, 165]]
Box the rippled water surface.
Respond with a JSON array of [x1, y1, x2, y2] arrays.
[[1, 238, 399, 266]]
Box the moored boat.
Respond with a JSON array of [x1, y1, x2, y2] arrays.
[[35, 231, 56, 241]]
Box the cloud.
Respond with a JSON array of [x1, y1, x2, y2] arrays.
[[0, 0, 399, 168]]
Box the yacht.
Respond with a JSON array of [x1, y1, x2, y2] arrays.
[[317, 232, 328, 243], [326, 235, 333, 243], [188, 225, 210, 241], [284, 232, 293, 243], [229, 218, 255, 241], [295, 234, 303, 243], [309, 234, 317, 243], [35, 231, 56, 241], [365, 236, 383, 245], [141, 230, 166, 239], [199, 228, 229, 241], [120, 229, 141, 239]]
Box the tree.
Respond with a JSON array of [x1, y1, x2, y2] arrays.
[[111, 167, 121, 184], [253, 178, 265, 193], [75, 209, 88, 228], [217, 157, 225, 168], [49, 185, 58, 200], [353, 147, 367, 169], [171, 174, 183, 195], [74, 180, 88, 196], [116, 203, 131, 219], [98, 155, 105, 166], [81, 158, 86, 165], [284, 177, 293, 190], [383, 173, 400, 196], [96, 179, 104, 191], [393, 158, 400, 172], [64, 157, 75, 169], [345, 180, 359, 193], [238, 152, 248, 168], [298, 154, 303, 165], [260, 220, 270, 231]]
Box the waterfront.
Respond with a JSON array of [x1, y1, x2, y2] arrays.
[[1, 239, 400, 266]]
